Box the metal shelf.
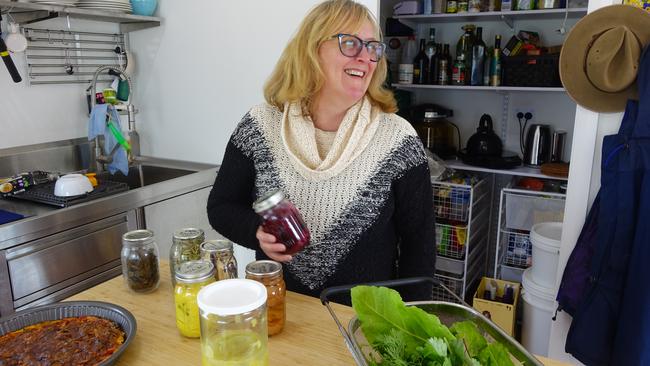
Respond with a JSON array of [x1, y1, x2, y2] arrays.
[[0, 1, 161, 32], [394, 7, 587, 27], [444, 159, 569, 181], [392, 84, 565, 92]]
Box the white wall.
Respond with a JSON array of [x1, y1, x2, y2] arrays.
[[0, 19, 119, 149], [128, 0, 378, 165]]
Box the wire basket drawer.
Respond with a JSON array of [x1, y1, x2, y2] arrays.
[[502, 230, 532, 268], [505, 192, 565, 231], [433, 184, 472, 222], [435, 223, 467, 259]]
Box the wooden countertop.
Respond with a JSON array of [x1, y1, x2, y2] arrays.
[[67, 262, 568, 365]]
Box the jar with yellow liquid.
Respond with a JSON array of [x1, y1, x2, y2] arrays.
[[174, 260, 215, 338], [197, 279, 268, 366]]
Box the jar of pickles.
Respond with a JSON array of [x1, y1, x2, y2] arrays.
[[197, 279, 268, 366], [121, 229, 160, 293], [170, 228, 205, 286], [245, 260, 286, 336], [252, 190, 310, 255], [201, 239, 238, 281], [174, 260, 216, 338]]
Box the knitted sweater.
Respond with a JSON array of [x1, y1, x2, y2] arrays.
[[207, 102, 436, 299]]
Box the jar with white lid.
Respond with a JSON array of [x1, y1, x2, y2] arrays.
[[197, 279, 268, 366]]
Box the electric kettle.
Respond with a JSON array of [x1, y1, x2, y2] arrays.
[[466, 114, 503, 157], [523, 124, 552, 167]]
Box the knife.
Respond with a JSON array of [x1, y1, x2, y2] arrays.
[[0, 15, 21, 83]]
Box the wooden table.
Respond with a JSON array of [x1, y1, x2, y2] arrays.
[[67, 262, 568, 365]]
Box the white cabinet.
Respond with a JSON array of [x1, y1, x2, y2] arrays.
[[143, 187, 255, 279]]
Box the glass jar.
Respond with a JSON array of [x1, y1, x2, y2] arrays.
[[121, 229, 160, 293], [170, 228, 205, 286], [201, 240, 238, 281], [245, 260, 286, 336], [174, 260, 216, 338], [197, 279, 268, 366], [252, 190, 310, 255]]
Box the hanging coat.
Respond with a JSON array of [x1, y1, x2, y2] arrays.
[[565, 45, 650, 365]]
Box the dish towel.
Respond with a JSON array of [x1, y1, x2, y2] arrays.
[[0, 209, 24, 225], [88, 104, 129, 175]]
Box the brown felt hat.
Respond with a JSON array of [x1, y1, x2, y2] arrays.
[[560, 5, 650, 113]]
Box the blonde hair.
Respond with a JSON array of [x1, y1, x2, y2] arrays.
[[263, 0, 397, 115]]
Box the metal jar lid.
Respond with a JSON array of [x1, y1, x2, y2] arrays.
[[173, 228, 205, 241], [201, 239, 233, 254], [252, 190, 285, 213], [122, 229, 155, 244], [245, 260, 282, 278], [175, 260, 215, 284]]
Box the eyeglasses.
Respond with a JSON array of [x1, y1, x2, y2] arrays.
[[331, 33, 385, 62]]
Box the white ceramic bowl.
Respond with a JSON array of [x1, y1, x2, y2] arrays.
[[54, 174, 94, 197]]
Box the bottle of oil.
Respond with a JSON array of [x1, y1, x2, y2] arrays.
[[455, 24, 475, 85]]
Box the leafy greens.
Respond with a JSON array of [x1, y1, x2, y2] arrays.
[[351, 285, 517, 366]]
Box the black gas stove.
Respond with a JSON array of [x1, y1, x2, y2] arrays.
[[10, 180, 129, 208]]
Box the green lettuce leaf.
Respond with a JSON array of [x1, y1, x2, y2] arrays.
[[477, 343, 515, 366], [351, 286, 455, 354], [450, 320, 488, 358]]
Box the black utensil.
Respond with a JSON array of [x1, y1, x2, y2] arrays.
[[0, 15, 22, 83]]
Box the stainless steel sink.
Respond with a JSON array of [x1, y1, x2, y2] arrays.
[[98, 165, 195, 189]]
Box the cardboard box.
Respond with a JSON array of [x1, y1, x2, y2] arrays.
[[473, 277, 520, 336]]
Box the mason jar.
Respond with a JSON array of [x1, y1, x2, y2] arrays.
[[201, 239, 238, 281], [245, 260, 286, 336], [170, 228, 205, 286], [197, 279, 268, 366], [121, 229, 160, 293], [174, 260, 216, 338], [252, 190, 310, 255]]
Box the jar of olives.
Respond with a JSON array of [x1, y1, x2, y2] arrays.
[[169, 228, 204, 286], [252, 190, 310, 255]]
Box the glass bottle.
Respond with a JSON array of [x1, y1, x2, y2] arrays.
[[430, 43, 441, 85], [197, 280, 268, 365], [121, 229, 160, 293], [424, 28, 437, 84], [201, 239, 238, 281], [174, 260, 216, 338], [413, 38, 429, 84], [490, 35, 502, 86], [470, 27, 487, 86], [253, 190, 310, 255], [456, 24, 476, 85], [169, 228, 205, 287], [246, 260, 286, 336], [438, 44, 451, 85]]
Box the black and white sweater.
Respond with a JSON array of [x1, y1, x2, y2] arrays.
[[207, 103, 436, 299]]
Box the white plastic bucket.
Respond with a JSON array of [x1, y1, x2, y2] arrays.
[[521, 268, 556, 357], [530, 222, 562, 288]]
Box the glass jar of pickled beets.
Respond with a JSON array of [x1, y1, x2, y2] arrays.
[[253, 190, 310, 255]]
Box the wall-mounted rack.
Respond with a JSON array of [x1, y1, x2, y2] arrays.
[[23, 27, 127, 85], [0, 0, 160, 32]]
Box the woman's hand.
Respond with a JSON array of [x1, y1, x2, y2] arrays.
[[256, 226, 293, 262]]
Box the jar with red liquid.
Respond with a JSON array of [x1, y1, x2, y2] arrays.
[[253, 190, 310, 255]]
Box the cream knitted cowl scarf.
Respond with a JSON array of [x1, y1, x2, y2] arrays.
[[281, 96, 380, 182]]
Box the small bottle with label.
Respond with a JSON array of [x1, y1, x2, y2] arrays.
[[452, 57, 466, 85]]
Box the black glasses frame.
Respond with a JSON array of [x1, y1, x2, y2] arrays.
[[331, 33, 385, 62]]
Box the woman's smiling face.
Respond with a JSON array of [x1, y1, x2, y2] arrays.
[[317, 20, 378, 106]]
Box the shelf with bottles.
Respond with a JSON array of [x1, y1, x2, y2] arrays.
[[0, 1, 161, 32], [394, 7, 587, 26], [392, 83, 565, 92]]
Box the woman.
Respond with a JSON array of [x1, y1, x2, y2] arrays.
[[207, 0, 435, 299]]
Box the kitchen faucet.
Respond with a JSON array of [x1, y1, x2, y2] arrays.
[[88, 65, 140, 173]]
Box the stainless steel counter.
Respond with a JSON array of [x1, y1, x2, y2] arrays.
[[0, 156, 217, 250], [0, 139, 218, 315]]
